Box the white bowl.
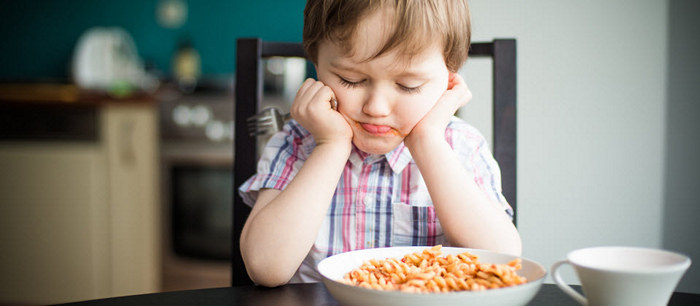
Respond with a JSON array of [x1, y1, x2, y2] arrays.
[[318, 247, 546, 306]]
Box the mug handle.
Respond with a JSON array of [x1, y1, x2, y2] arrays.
[[551, 260, 587, 305]]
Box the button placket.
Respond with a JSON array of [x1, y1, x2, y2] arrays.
[[363, 193, 373, 207]]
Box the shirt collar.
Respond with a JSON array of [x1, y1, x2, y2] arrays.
[[348, 142, 413, 174]]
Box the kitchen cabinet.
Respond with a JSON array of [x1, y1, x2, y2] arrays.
[[0, 102, 160, 305]]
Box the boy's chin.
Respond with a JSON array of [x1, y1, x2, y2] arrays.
[[353, 138, 403, 155]]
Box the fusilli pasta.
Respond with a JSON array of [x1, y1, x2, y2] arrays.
[[342, 245, 527, 293]]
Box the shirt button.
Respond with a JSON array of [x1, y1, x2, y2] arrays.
[[363, 194, 373, 206]]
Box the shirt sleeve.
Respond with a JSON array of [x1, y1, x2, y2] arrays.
[[237, 120, 312, 207], [446, 117, 514, 219]]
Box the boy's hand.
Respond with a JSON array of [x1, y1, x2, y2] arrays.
[[291, 78, 353, 148], [404, 73, 472, 149]]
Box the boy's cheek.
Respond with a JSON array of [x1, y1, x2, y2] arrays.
[[402, 107, 432, 129]]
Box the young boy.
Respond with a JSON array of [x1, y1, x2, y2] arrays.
[[239, 0, 521, 287]]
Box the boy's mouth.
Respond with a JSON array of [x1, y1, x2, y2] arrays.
[[358, 122, 403, 137]]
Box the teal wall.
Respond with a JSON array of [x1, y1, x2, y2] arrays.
[[0, 0, 306, 80]]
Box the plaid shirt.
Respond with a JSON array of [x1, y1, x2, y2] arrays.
[[239, 117, 512, 282]]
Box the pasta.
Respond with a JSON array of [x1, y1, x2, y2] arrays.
[[341, 245, 527, 293]]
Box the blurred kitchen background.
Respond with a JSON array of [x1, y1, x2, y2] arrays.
[[0, 0, 307, 305], [0, 0, 698, 305]]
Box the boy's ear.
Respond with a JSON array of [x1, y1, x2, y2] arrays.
[[447, 72, 458, 90]]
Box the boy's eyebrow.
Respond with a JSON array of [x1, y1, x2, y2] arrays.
[[329, 60, 361, 72], [330, 60, 430, 79], [395, 70, 428, 78]]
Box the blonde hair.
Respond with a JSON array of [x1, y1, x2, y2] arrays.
[[303, 0, 470, 72]]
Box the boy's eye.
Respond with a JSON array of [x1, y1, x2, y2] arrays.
[[398, 84, 422, 94], [338, 77, 365, 88]]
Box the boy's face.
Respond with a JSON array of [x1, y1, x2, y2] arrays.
[[315, 9, 451, 155]]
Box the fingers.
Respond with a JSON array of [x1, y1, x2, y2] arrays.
[[445, 73, 472, 110], [294, 78, 316, 102], [448, 73, 469, 95], [447, 72, 458, 90], [292, 79, 337, 117], [311, 85, 336, 110], [416, 73, 472, 129], [291, 79, 353, 145]]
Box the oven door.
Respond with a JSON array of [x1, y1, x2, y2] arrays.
[[160, 143, 232, 290], [161, 143, 233, 261], [170, 163, 232, 260]]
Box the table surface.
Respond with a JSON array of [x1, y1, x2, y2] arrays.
[[61, 283, 700, 306]]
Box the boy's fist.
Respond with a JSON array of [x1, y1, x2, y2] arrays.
[[291, 78, 353, 146]]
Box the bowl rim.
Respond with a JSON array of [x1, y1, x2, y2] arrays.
[[317, 246, 547, 296]]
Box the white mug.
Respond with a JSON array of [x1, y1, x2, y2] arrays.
[[551, 246, 691, 306]]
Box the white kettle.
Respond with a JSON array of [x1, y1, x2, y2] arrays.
[[72, 27, 157, 92]]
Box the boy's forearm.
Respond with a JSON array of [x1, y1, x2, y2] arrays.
[[407, 137, 522, 255], [240, 142, 351, 286]]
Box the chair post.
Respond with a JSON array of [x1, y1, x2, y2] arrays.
[[233, 38, 262, 286], [492, 39, 517, 225]]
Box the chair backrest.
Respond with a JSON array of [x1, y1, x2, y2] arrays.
[[232, 38, 516, 286]]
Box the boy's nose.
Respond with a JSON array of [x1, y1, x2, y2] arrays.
[[362, 89, 392, 117]]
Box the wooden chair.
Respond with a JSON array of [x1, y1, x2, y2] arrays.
[[232, 38, 517, 286]]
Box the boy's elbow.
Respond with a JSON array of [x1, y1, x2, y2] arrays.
[[240, 232, 292, 286], [249, 273, 291, 288], [243, 255, 295, 287]]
